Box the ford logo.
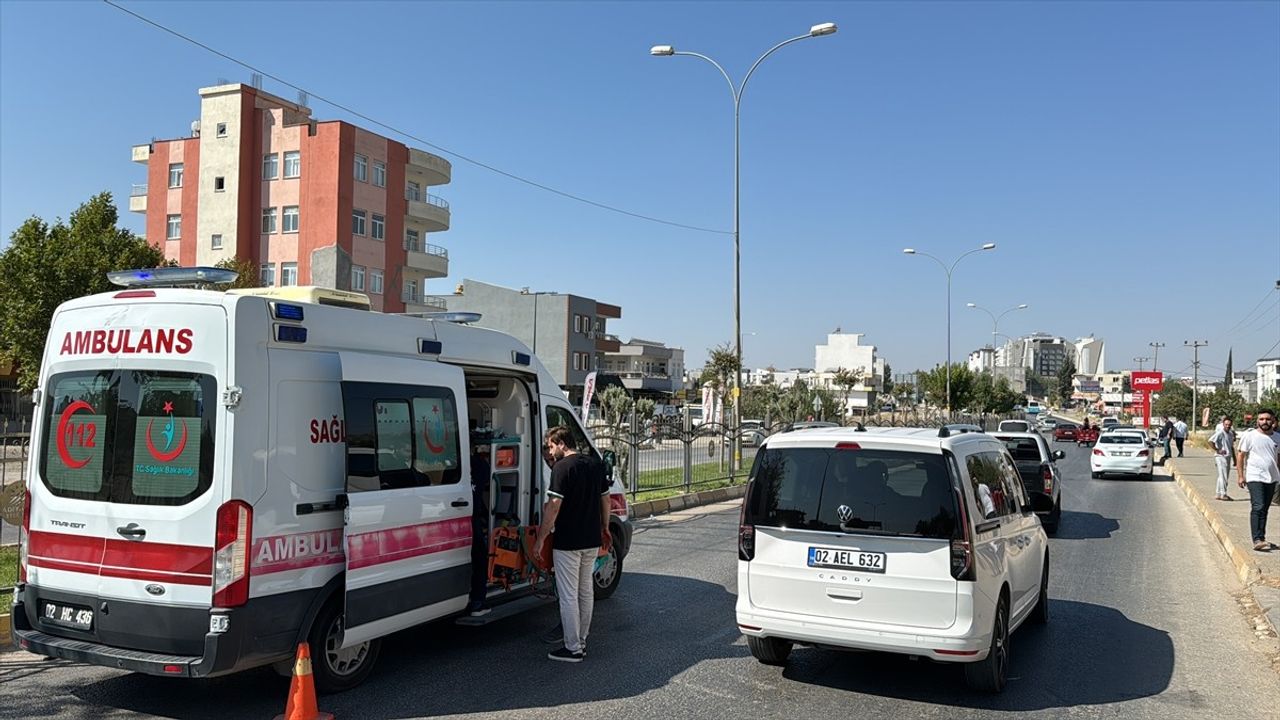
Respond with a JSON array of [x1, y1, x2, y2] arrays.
[[836, 504, 854, 523], [145, 584, 166, 596]]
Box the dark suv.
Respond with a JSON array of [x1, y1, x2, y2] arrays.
[[993, 431, 1065, 534]]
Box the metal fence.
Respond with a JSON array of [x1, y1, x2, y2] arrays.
[[1, 417, 29, 492], [588, 410, 1022, 499]]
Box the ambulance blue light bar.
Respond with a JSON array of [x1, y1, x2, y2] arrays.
[[276, 325, 308, 344], [419, 339, 443, 355], [512, 351, 532, 366], [107, 267, 239, 288], [273, 303, 305, 321]]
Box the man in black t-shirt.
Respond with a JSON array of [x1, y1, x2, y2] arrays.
[[534, 426, 611, 662]]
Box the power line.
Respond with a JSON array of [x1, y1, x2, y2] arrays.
[[102, 0, 732, 237], [1220, 286, 1279, 338]]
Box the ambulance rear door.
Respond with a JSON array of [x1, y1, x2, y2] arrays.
[[337, 352, 472, 647]]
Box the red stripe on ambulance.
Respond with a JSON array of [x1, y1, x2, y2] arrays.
[[346, 517, 471, 570]]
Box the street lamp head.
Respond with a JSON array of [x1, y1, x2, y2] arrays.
[[981, 243, 996, 250], [902, 248, 916, 255], [966, 303, 977, 308], [810, 22, 838, 37], [650, 45, 675, 56], [1017, 303, 1028, 309]]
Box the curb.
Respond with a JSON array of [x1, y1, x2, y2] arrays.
[[1166, 459, 1277, 636], [629, 483, 747, 520], [0, 613, 9, 648]]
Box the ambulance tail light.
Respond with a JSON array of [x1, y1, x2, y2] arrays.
[[19, 487, 30, 583], [213, 501, 252, 607]]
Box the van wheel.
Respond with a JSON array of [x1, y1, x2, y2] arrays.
[[1032, 557, 1050, 625], [1090, 471, 1101, 479], [747, 635, 792, 666], [308, 601, 381, 694], [593, 536, 623, 600], [1042, 502, 1061, 535], [965, 597, 1009, 693]]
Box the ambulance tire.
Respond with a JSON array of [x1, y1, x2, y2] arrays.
[[593, 532, 624, 600], [308, 600, 381, 694]]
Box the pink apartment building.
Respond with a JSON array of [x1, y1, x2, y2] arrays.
[[130, 83, 452, 312]]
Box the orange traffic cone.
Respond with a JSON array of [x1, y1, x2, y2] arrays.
[[273, 643, 334, 720]]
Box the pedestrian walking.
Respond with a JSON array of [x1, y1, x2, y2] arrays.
[[1173, 417, 1188, 457], [1208, 416, 1236, 501], [534, 426, 611, 662], [1236, 409, 1280, 552], [1159, 418, 1174, 462]]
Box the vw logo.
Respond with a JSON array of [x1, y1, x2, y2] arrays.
[[836, 505, 854, 523], [145, 584, 166, 596]]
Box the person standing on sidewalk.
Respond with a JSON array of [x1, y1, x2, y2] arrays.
[[1208, 416, 1236, 501], [1236, 409, 1280, 552], [1173, 417, 1189, 457], [535, 426, 611, 662], [1159, 418, 1175, 462]]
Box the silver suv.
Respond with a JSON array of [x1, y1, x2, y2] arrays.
[[736, 426, 1049, 692]]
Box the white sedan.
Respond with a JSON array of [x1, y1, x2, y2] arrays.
[[1090, 431, 1153, 480]]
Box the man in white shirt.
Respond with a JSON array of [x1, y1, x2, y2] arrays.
[[1173, 418, 1189, 457], [1208, 417, 1236, 501], [1236, 409, 1280, 552]]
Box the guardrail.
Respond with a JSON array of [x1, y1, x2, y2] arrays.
[[402, 292, 448, 311], [406, 190, 450, 210], [130, 184, 148, 197]]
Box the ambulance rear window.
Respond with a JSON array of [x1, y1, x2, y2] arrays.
[[40, 370, 217, 505]]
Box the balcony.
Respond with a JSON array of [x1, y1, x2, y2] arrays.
[[403, 239, 449, 279], [588, 330, 620, 352], [131, 144, 152, 164], [129, 184, 147, 213], [405, 191, 450, 232], [402, 291, 448, 314], [407, 148, 451, 186]]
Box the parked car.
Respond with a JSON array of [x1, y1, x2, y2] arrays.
[[997, 420, 1033, 433], [993, 431, 1065, 533], [1053, 423, 1079, 442], [737, 426, 1049, 692], [1090, 432, 1153, 480], [724, 419, 769, 447]]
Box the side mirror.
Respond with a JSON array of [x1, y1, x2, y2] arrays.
[[1053, 450, 1066, 460], [601, 449, 617, 473]]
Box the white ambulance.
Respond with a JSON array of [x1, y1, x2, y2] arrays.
[[13, 267, 632, 692]]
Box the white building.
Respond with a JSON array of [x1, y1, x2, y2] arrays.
[[1232, 371, 1259, 403], [599, 338, 685, 397], [812, 332, 885, 412], [1258, 358, 1280, 402], [1073, 336, 1107, 375], [967, 347, 995, 374]]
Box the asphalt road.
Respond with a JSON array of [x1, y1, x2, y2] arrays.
[[3, 433, 1279, 719]]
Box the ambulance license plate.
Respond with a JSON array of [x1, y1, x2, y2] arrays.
[[41, 600, 94, 631], [807, 546, 886, 573]]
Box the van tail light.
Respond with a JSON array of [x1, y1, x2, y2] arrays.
[[738, 481, 755, 562], [950, 486, 974, 581], [1137, 449, 1149, 457], [18, 487, 31, 583], [1092, 449, 1105, 456], [1042, 466, 1054, 494], [213, 500, 253, 608]]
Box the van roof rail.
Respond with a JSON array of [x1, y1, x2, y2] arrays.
[[938, 423, 984, 438]]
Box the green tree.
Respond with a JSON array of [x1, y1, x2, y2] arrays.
[[1057, 356, 1077, 404], [0, 193, 165, 390], [882, 363, 894, 397], [831, 367, 865, 419], [1224, 349, 1233, 389], [916, 364, 978, 411], [1198, 387, 1246, 428], [972, 373, 1022, 414], [214, 257, 262, 290], [1152, 382, 1193, 422]]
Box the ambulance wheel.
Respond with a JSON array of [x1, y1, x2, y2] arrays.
[[308, 600, 380, 694], [593, 537, 623, 600]]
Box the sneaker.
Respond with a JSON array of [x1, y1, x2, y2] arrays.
[[541, 624, 564, 644], [1222, 495, 1234, 501], [465, 601, 490, 617], [548, 647, 584, 663]]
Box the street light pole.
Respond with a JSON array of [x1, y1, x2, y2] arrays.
[[967, 302, 1028, 350], [652, 22, 837, 469], [1133, 356, 1149, 371], [904, 244, 997, 413], [1149, 341, 1165, 372]]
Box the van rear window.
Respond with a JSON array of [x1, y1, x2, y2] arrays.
[[743, 447, 958, 539], [40, 370, 216, 505]]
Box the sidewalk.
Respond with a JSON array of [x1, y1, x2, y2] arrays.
[[1166, 445, 1280, 638]]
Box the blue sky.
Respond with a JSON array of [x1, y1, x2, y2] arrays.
[[2, 1, 1277, 380]]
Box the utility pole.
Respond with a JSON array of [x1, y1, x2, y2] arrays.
[[1185, 340, 1208, 428], [1149, 342, 1165, 372], [1133, 356, 1149, 371]]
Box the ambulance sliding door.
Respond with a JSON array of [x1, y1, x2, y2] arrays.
[[338, 352, 471, 646]]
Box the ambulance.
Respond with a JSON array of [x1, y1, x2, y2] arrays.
[[12, 267, 633, 692]]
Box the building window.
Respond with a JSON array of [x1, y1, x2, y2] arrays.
[[281, 262, 298, 287], [371, 214, 385, 240], [373, 161, 386, 187], [405, 279, 418, 303], [282, 206, 299, 233], [406, 181, 421, 202], [210, 234, 222, 250], [214, 176, 225, 192], [263, 153, 278, 179], [168, 163, 183, 188], [166, 214, 181, 240], [351, 265, 366, 291], [216, 123, 227, 138], [283, 151, 300, 178], [352, 209, 366, 236], [370, 269, 383, 295], [260, 263, 275, 286], [354, 154, 368, 182], [573, 353, 580, 371], [574, 315, 581, 333], [405, 228, 420, 252], [262, 207, 277, 234]]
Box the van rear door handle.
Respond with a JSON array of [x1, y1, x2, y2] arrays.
[[451, 499, 470, 508], [116, 523, 147, 540]]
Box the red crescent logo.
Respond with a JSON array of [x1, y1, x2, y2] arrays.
[[56, 401, 94, 469], [145, 418, 188, 462], [423, 423, 446, 454]]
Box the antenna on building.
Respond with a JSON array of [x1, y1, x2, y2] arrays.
[[250, 72, 263, 89], [217, 77, 230, 86], [297, 90, 309, 107]]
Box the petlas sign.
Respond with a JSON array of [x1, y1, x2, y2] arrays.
[[1131, 371, 1164, 391]]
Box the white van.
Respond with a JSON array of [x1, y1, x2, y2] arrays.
[[13, 270, 633, 692]]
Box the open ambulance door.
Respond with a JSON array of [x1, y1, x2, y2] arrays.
[[337, 352, 472, 647]]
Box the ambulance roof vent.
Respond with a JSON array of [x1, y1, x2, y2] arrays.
[[421, 312, 482, 325], [108, 266, 238, 288]]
